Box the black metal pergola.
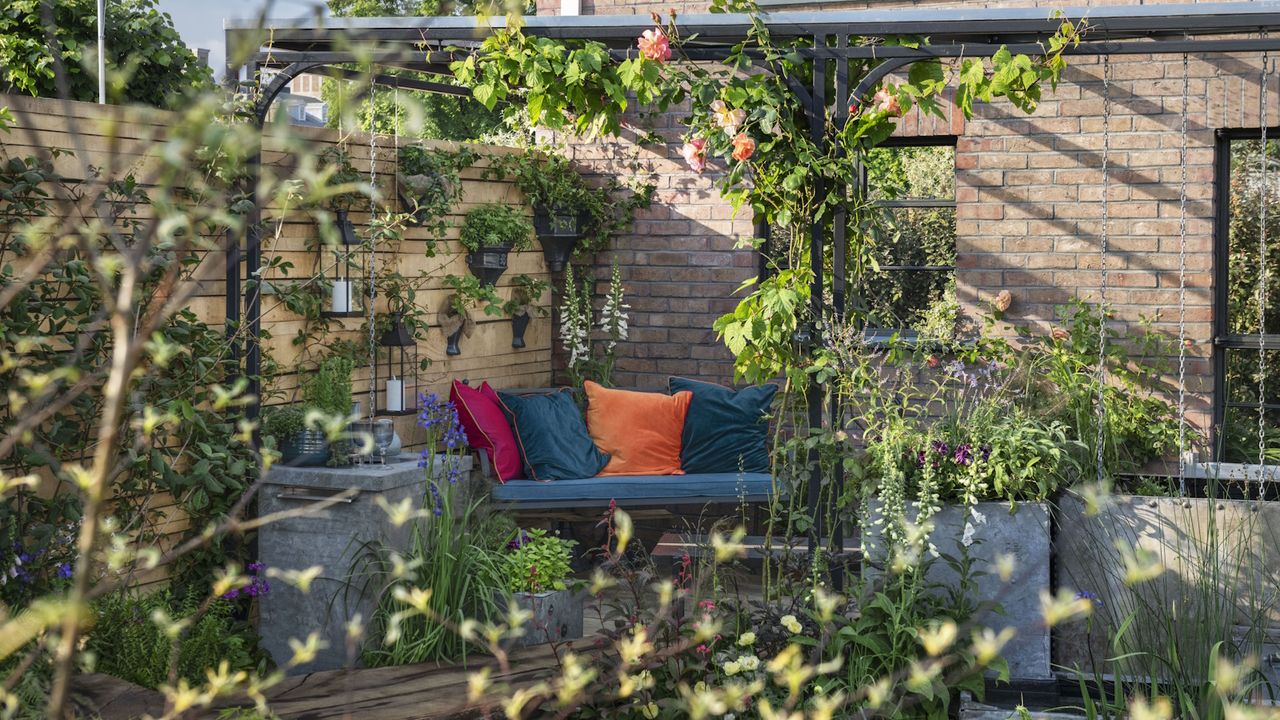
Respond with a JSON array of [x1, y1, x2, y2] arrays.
[[227, 2, 1280, 572]]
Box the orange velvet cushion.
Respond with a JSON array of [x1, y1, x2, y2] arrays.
[[585, 381, 692, 477]]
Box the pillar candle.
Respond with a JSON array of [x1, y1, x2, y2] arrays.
[[385, 377, 403, 413], [331, 279, 352, 313]]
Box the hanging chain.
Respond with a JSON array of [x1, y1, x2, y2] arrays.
[[1259, 48, 1270, 479], [368, 87, 379, 423], [1178, 53, 1190, 496], [1095, 55, 1112, 487]]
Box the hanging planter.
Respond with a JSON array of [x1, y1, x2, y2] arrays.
[[398, 173, 453, 228], [532, 204, 587, 272], [510, 311, 531, 349], [460, 203, 535, 288], [439, 295, 476, 357]]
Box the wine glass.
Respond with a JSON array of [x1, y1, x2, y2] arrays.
[[373, 419, 395, 464]]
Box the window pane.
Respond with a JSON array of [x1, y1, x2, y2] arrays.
[[1220, 347, 1280, 462], [1226, 137, 1280, 335], [865, 144, 955, 201]]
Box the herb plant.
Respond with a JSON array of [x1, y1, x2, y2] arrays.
[[458, 203, 534, 252], [502, 528, 575, 594]]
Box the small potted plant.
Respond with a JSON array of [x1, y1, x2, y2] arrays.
[[262, 405, 328, 467], [440, 274, 502, 356], [459, 203, 534, 286], [497, 529, 582, 647], [262, 355, 355, 467], [503, 274, 550, 349], [320, 146, 364, 246], [397, 145, 460, 228], [512, 154, 592, 272]]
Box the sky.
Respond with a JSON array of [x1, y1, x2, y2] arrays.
[[157, 0, 330, 78]]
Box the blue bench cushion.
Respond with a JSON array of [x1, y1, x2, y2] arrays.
[[491, 472, 775, 508]]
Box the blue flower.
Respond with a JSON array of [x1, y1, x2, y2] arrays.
[[1076, 590, 1104, 608], [57, 563, 72, 579]]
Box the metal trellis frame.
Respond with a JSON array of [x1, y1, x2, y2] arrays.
[[227, 1, 1280, 580]]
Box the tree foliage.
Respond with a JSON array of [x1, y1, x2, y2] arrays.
[[0, 0, 213, 108]]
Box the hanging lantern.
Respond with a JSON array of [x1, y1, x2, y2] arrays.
[[377, 312, 417, 415], [323, 210, 363, 317]]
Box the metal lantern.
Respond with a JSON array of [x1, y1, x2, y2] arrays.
[[322, 210, 363, 318], [377, 312, 417, 415]]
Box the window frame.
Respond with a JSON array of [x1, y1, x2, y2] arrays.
[[858, 134, 959, 342], [1212, 125, 1280, 455]]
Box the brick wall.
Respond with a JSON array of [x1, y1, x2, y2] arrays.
[[539, 0, 1280, 434]]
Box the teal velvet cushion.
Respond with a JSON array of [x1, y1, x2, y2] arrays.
[[497, 390, 609, 481], [669, 377, 777, 474]]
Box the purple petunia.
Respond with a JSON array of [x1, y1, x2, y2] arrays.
[[953, 443, 973, 466]]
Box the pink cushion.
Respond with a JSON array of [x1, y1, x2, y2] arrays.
[[451, 380, 522, 482]]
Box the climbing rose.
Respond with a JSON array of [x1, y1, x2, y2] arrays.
[[994, 289, 1012, 312], [873, 88, 901, 115], [680, 137, 707, 173], [637, 28, 671, 62], [710, 99, 747, 135], [731, 133, 756, 162]]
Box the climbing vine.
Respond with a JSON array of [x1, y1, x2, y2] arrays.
[[453, 2, 1082, 380]]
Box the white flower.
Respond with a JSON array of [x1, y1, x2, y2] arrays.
[[738, 655, 760, 671], [559, 264, 592, 373], [737, 631, 756, 647], [722, 659, 741, 676], [600, 261, 629, 353], [961, 521, 976, 547], [780, 614, 802, 634]]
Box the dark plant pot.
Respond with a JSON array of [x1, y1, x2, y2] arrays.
[[466, 245, 511, 287], [511, 312, 531, 349], [446, 326, 464, 356], [334, 208, 358, 246], [279, 429, 330, 467], [533, 205, 586, 272], [398, 190, 432, 227]]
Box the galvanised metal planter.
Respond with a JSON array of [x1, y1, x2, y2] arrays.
[[278, 429, 330, 467], [496, 588, 585, 648]]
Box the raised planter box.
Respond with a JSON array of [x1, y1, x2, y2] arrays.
[[863, 501, 1052, 681], [495, 588, 585, 648], [1054, 493, 1280, 675], [258, 454, 472, 673]]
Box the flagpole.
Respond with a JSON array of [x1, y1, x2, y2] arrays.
[[97, 0, 106, 103]]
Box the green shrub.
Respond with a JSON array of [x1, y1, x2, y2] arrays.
[[85, 589, 262, 689], [458, 203, 534, 252], [301, 356, 355, 417]]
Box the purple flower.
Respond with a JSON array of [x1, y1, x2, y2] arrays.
[[931, 440, 950, 456], [953, 443, 973, 466], [1076, 590, 1104, 608], [427, 481, 444, 517], [224, 588, 241, 600], [247, 562, 265, 574], [980, 444, 992, 462], [915, 450, 926, 468], [507, 530, 532, 551], [57, 563, 72, 579]]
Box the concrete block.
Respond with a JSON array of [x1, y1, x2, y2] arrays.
[[863, 502, 1052, 681], [258, 454, 472, 673]]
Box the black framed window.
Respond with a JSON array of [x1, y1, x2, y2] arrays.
[[1213, 128, 1280, 462], [860, 137, 957, 336]]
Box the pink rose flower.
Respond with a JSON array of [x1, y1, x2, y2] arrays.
[[638, 27, 671, 63], [873, 88, 901, 116], [680, 137, 707, 173], [731, 133, 756, 162]]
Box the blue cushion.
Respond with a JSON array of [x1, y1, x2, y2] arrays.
[[497, 389, 609, 481], [670, 377, 777, 474], [492, 472, 775, 507]]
